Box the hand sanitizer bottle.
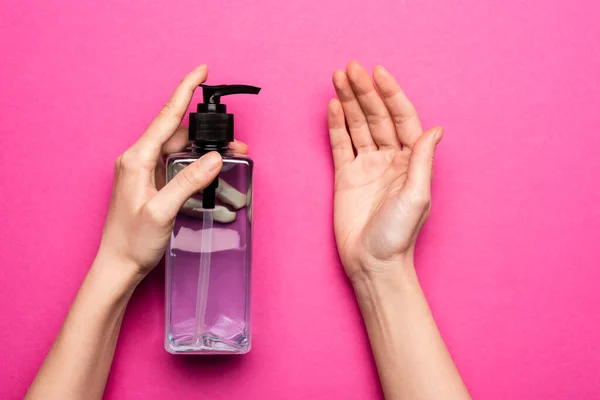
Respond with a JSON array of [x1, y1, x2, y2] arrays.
[[165, 84, 260, 354]]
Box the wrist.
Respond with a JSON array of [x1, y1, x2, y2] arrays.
[[90, 249, 143, 295], [348, 254, 416, 286], [349, 257, 419, 301]]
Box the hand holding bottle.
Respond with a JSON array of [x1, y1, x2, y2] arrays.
[[98, 65, 249, 278], [328, 61, 443, 282]]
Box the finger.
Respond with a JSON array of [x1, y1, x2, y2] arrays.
[[333, 69, 377, 153], [161, 126, 189, 157], [346, 61, 400, 149], [155, 162, 167, 190], [405, 127, 443, 197], [373, 65, 423, 149], [134, 65, 209, 161], [247, 186, 253, 222], [154, 126, 189, 189], [328, 98, 354, 171], [216, 178, 247, 209], [146, 151, 222, 222], [181, 198, 237, 223], [229, 140, 249, 155]]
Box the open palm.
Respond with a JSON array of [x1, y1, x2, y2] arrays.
[[329, 62, 443, 281]]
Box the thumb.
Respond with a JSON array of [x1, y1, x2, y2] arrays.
[[405, 127, 443, 197], [146, 151, 223, 222]]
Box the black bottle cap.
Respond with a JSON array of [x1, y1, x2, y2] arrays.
[[189, 84, 261, 143]]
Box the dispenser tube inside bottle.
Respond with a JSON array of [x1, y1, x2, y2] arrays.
[[193, 208, 214, 344], [193, 177, 218, 345]]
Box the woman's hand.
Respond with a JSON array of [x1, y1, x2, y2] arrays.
[[329, 61, 470, 400], [98, 65, 248, 279], [329, 61, 443, 282]]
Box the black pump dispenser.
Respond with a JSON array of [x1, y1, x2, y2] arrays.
[[189, 84, 261, 209], [189, 84, 261, 144]]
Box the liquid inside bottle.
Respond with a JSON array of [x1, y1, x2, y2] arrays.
[[165, 152, 253, 354]]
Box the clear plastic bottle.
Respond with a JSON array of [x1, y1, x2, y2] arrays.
[[164, 84, 259, 354]]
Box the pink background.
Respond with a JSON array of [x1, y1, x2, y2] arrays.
[[1, 0, 600, 398]]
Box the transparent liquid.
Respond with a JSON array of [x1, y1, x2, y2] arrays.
[[165, 152, 253, 354]]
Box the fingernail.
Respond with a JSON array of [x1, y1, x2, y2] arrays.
[[204, 152, 222, 172], [348, 60, 360, 69], [332, 70, 346, 86], [197, 64, 207, 72], [434, 128, 444, 143], [376, 65, 389, 75]]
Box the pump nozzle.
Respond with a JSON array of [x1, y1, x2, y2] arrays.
[[200, 84, 261, 104]]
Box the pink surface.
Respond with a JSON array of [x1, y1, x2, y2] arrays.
[[1, 0, 600, 398]]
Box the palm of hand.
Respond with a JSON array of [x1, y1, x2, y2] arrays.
[[334, 149, 416, 273], [329, 62, 441, 279]]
